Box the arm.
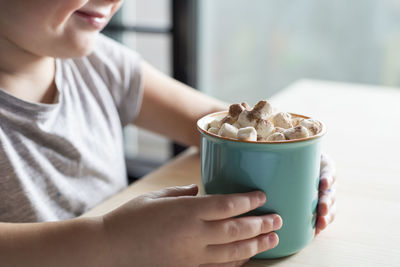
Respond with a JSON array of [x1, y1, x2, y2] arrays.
[[134, 61, 228, 147], [0, 187, 282, 267], [0, 217, 111, 267]]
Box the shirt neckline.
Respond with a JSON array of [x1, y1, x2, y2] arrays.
[[0, 58, 63, 116]]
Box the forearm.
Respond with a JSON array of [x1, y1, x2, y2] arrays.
[[0, 217, 111, 267], [134, 61, 228, 147]]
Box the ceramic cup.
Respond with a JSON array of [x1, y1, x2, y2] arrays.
[[197, 111, 326, 259]]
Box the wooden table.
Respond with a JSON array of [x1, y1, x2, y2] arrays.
[[84, 80, 400, 266]]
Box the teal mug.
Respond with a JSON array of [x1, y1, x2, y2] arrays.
[[197, 111, 326, 259]]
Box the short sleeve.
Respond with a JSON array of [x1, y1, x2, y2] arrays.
[[86, 34, 144, 127]]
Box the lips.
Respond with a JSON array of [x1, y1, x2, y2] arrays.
[[74, 10, 110, 30]]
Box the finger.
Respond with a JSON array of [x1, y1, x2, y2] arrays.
[[320, 153, 334, 170], [320, 153, 335, 170], [200, 258, 250, 267], [144, 184, 199, 199], [205, 232, 279, 263], [317, 188, 336, 216], [316, 203, 337, 233], [319, 170, 337, 192], [206, 214, 282, 244], [197, 191, 267, 221]]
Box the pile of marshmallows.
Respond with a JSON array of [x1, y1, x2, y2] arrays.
[[207, 100, 322, 142]]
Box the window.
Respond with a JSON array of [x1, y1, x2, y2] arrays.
[[197, 0, 400, 105]]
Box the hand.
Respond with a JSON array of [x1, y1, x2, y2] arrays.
[[316, 154, 337, 235], [101, 185, 282, 267]]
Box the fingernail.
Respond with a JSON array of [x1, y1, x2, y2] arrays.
[[268, 233, 278, 248], [257, 192, 266, 205], [183, 184, 196, 189], [273, 216, 282, 230]]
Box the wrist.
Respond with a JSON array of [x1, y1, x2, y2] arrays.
[[79, 216, 114, 267]]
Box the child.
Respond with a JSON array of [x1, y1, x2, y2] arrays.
[[0, 0, 336, 266]]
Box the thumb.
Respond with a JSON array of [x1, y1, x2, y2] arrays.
[[145, 184, 199, 199]]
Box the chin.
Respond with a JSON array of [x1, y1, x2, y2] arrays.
[[55, 32, 99, 58]]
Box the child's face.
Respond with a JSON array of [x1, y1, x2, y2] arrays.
[[0, 0, 122, 58]]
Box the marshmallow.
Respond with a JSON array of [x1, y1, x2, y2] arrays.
[[207, 127, 220, 135], [236, 110, 258, 128], [232, 121, 242, 129], [253, 100, 273, 120], [291, 117, 303, 127], [272, 112, 293, 129], [209, 118, 222, 129], [221, 115, 236, 125], [256, 119, 275, 140], [218, 123, 238, 139], [228, 104, 245, 119], [207, 99, 321, 142], [266, 132, 286, 141], [237, 127, 257, 141], [284, 126, 310, 140], [241, 102, 252, 110], [299, 119, 321, 135]]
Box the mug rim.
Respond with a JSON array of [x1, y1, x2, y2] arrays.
[[197, 111, 327, 144]]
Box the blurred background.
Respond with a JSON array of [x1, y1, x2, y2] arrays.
[[102, 0, 400, 181]]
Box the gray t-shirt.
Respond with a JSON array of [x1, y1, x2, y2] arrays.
[[0, 34, 143, 222]]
